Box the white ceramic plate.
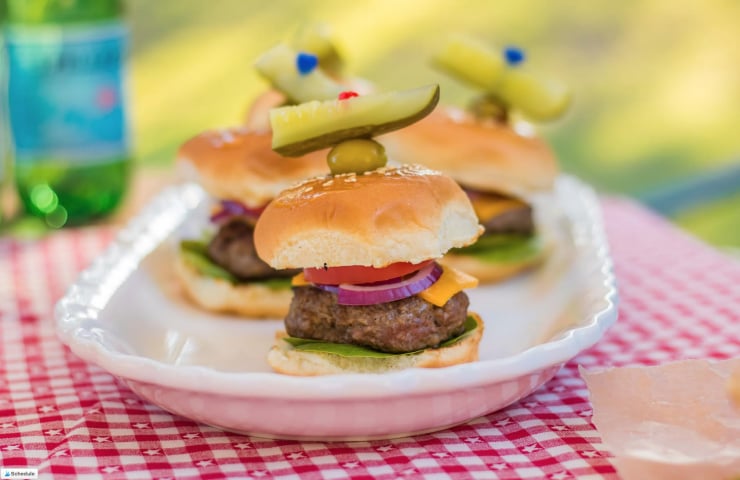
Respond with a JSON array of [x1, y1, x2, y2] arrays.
[[56, 175, 617, 441]]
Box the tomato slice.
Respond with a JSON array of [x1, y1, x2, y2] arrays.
[[304, 260, 433, 285]]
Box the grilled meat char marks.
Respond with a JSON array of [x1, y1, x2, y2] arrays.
[[285, 287, 470, 353]]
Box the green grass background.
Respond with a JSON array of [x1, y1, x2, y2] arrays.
[[125, 0, 739, 246]]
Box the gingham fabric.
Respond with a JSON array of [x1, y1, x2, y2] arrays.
[[1, 198, 738, 480]]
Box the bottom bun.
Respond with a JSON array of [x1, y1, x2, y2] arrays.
[[175, 256, 292, 318], [267, 313, 484, 376], [439, 251, 545, 283]]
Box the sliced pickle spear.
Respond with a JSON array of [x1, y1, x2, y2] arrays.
[[254, 44, 343, 103], [497, 69, 571, 121], [433, 37, 570, 121], [292, 22, 343, 76], [271, 84, 440, 156], [432, 37, 506, 91]]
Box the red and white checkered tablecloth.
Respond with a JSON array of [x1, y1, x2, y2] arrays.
[[1, 197, 739, 480]]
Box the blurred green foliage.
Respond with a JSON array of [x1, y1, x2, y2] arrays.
[[126, 0, 739, 244], [675, 193, 740, 247]]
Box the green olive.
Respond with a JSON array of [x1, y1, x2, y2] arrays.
[[469, 94, 508, 122], [327, 139, 388, 175]]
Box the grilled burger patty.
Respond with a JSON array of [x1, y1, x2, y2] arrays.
[[285, 287, 469, 353], [208, 218, 297, 280], [481, 204, 534, 236]]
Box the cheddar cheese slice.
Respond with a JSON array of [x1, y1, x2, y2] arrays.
[[418, 264, 478, 307]]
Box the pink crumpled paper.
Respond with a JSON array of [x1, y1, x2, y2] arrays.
[[582, 358, 740, 480]]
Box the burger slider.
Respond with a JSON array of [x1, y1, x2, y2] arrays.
[[253, 84, 487, 374], [176, 128, 327, 318], [384, 37, 570, 282]]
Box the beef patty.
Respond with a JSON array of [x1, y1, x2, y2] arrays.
[[481, 204, 534, 236], [285, 287, 469, 353], [208, 217, 297, 280]]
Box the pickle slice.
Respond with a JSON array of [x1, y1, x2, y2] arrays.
[[432, 37, 506, 91], [433, 37, 570, 121], [254, 44, 343, 103], [292, 22, 343, 76], [271, 84, 440, 156], [497, 69, 571, 121]]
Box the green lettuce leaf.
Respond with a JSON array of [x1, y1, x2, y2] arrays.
[[180, 239, 210, 255], [283, 315, 478, 358], [254, 277, 293, 290], [438, 315, 478, 347], [455, 234, 542, 263], [180, 240, 238, 283], [179, 240, 291, 290]]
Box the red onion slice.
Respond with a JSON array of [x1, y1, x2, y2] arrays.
[[209, 209, 232, 223], [210, 200, 266, 224], [334, 262, 443, 306], [315, 284, 339, 294]]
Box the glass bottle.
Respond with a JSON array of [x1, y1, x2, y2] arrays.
[[0, 3, 7, 227], [3, 0, 130, 227]]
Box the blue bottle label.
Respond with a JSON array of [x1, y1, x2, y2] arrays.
[[6, 23, 129, 165]]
